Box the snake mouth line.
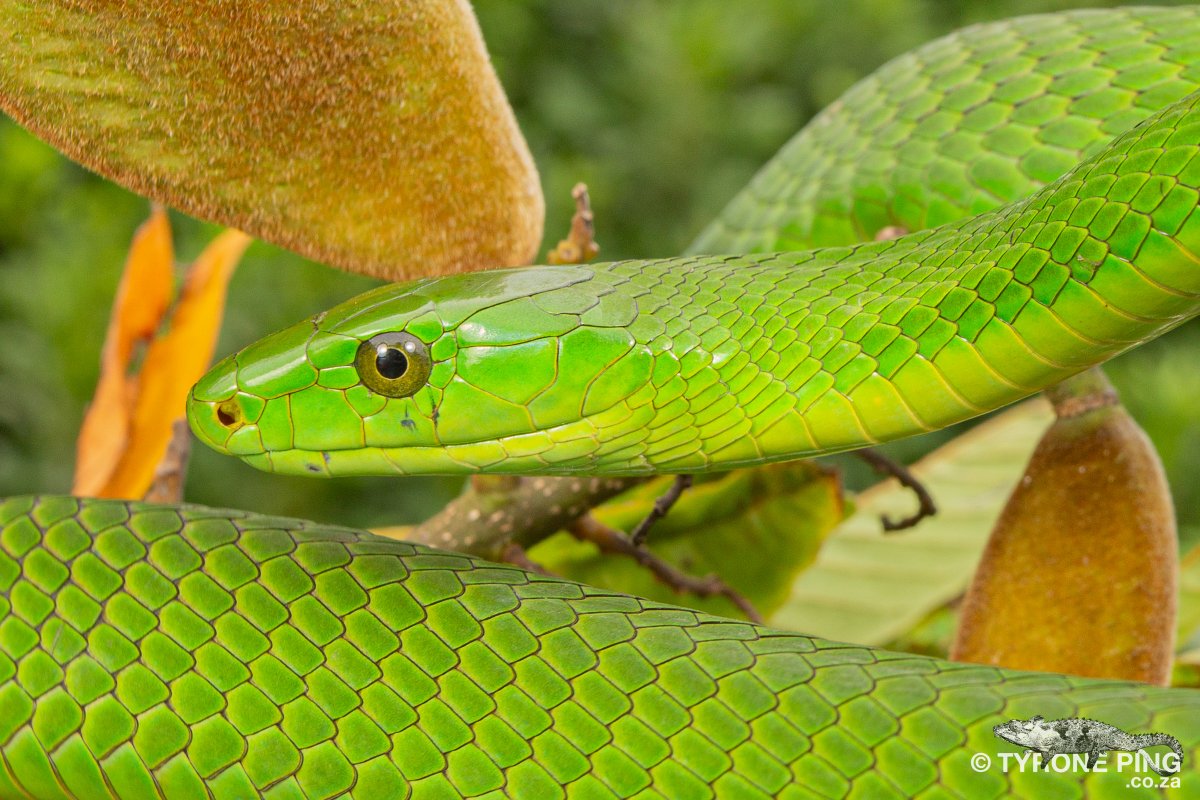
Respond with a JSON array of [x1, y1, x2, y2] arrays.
[[239, 446, 492, 478]]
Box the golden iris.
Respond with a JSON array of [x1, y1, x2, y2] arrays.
[[354, 332, 432, 397]]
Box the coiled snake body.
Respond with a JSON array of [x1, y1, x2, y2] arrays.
[[8, 7, 1200, 798]]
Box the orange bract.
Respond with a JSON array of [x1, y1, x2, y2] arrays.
[[73, 212, 249, 499]]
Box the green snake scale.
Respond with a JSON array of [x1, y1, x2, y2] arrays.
[[1, 496, 1197, 799], [8, 5, 1200, 799]]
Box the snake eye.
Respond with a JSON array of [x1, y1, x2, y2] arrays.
[[354, 332, 432, 398]]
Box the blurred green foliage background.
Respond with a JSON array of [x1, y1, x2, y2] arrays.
[[2, 0, 1198, 544]]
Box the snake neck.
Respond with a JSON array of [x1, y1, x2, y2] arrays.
[[560, 92, 1200, 474]]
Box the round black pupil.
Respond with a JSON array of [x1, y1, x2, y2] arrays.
[[375, 346, 408, 379]]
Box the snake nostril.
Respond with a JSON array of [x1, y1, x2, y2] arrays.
[[216, 401, 241, 428]]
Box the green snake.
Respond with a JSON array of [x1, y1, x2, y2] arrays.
[[9, 6, 1200, 798], [187, 7, 1200, 480]]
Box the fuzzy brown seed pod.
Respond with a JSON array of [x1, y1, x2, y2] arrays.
[[952, 370, 1177, 685], [0, 0, 544, 281]]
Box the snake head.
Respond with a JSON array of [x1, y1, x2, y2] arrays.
[[188, 263, 664, 476]]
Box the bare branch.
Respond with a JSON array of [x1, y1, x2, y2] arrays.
[[571, 515, 763, 623], [498, 541, 551, 575], [629, 474, 693, 547], [409, 475, 642, 558], [143, 419, 192, 504], [855, 448, 937, 532]]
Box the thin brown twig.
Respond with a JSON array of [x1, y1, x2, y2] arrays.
[[571, 515, 764, 623], [547, 183, 601, 265], [629, 474, 694, 547], [855, 448, 937, 532], [143, 419, 192, 504]]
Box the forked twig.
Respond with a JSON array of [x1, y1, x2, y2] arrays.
[[571, 515, 763, 623], [855, 448, 937, 532], [629, 474, 693, 547]]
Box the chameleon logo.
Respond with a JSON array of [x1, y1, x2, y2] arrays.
[[993, 716, 1183, 777]]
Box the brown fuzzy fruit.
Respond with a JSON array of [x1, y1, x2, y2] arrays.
[[0, 0, 543, 280], [951, 373, 1177, 685]]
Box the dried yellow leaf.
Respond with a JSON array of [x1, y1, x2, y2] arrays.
[[72, 208, 173, 495], [99, 230, 251, 499]]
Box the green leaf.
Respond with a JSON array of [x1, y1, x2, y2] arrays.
[[773, 399, 1053, 645], [0, 1, 543, 280], [529, 462, 845, 620], [1176, 547, 1200, 652]]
